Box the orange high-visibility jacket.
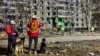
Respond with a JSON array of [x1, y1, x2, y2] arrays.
[[5, 25, 14, 35], [27, 19, 42, 37]]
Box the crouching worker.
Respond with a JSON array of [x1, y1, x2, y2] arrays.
[[5, 20, 18, 55], [27, 15, 42, 54], [39, 38, 46, 54]]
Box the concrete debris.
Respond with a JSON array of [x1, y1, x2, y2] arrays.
[[65, 43, 72, 47], [0, 32, 7, 39], [60, 49, 67, 53], [78, 44, 83, 49], [88, 52, 95, 56], [0, 35, 100, 56]]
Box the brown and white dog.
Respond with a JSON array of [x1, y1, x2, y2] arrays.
[[15, 38, 25, 55]]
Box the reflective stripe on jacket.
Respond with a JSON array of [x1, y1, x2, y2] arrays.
[[27, 19, 42, 37]]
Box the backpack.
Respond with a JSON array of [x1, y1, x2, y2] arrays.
[[30, 20, 39, 33], [5, 25, 13, 34]]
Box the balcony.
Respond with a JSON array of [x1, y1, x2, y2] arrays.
[[67, 0, 76, 3], [0, 6, 7, 9], [56, 4, 66, 7], [16, 1, 26, 4], [8, 7, 16, 10], [7, 13, 17, 16], [7, 1, 16, 4], [3, 0, 7, 3], [58, 10, 69, 13], [53, 3, 66, 7], [0, 13, 4, 16], [58, 15, 68, 18], [58, 0, 66, 1]]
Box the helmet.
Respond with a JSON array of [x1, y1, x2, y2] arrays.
[[32, 15, 36, 18], [10, 20, 15, 24]]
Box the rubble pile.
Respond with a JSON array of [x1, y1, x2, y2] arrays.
[[40, 30, 63, 38], [0, 38, 100, 56], [46, 40, 100, 56], [18, 40, 100, 56], [0, 32, 7, 39]]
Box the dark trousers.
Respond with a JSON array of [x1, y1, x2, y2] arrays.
[[8, 35, 16, 54], [29, 37, 38, 52]]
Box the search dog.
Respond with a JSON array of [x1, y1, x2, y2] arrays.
[[15, 38, 25, 55]]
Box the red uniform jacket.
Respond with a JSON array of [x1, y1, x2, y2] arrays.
[[27, 19, 42, 37]]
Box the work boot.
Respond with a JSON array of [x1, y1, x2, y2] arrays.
[[34, 51, 37, 55], [29, 51, 32, 54]]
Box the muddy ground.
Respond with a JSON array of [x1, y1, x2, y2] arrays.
[[0, 40, 100, 56]]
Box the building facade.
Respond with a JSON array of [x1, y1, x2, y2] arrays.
[[0, 0, 89, 31]]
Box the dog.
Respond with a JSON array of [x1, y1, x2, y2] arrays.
[[38, 38, 46, 54], [15, 38, 25, 55]]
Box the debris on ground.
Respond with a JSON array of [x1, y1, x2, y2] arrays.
[[0, 32, 7, 40], [0, 40, 100, 56]]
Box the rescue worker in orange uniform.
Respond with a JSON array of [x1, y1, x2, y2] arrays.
[[5, 20, 18, 55], [27, 15, 42, 54]]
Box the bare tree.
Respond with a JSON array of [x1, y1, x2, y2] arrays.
[[81, 0, 93, 31], [92, 13, 100, 30], [92, 0, 100, 31], [81, 0, 100, 32]]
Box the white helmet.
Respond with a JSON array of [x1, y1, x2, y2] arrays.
[[32, 15, 36, 18], [10, 20, 15, 24]]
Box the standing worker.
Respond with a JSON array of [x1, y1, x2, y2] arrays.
[[27, 15, 42, 54], [91, 26, 94, 33], [61, 26, 65, 36], [5, 20, 18, 55]]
